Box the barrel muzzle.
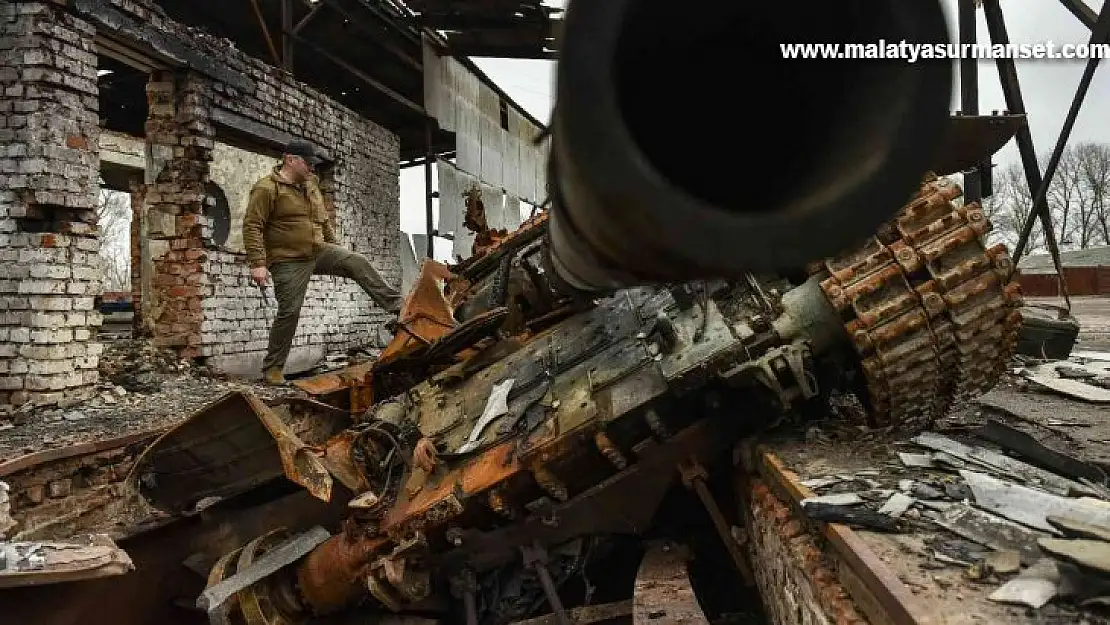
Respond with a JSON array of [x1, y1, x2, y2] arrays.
[[544, 0, 954, 295]]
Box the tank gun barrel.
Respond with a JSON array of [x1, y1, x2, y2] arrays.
[[544, 0, 954, 295]]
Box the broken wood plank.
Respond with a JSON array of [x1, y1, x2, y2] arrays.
[[802, 503, 906, 533]]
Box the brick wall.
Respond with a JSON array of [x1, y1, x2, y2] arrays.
[[142, 70, 215, 358], [0, 0, 403, 406], [1, 436, 149, 540], [744, 480, 868, 625], [0, 2, 104, 410], [112, 0, 401, 367]]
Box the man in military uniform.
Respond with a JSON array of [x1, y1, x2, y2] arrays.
[[243, 140, 403, 385]]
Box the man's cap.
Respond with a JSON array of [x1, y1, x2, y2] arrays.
[[284, 139, 323, 166]]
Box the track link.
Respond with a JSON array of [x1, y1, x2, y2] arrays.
[[816, 174, 1023, 430]]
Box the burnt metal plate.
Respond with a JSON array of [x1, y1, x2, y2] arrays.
[[585, 340, 652, 392], [599, 365, 670, 422], [422, 307, 510, 363], [128, 391, 285, 514], [931, 114, 1025, 175], [658, 301, 740, 381]]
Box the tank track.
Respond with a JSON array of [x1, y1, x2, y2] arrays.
[[815, 174, 1024, 431]]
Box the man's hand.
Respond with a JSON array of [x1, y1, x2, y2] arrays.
[[251, 266, 269, 286], [413, 437, 438, 473]]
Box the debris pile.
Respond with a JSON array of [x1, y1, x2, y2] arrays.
[[0, 337, 306, 459], [1015, 350, 1110, 402], [0, 534, 133, 588], [798, 420, 1110, 615], [98, 338, 197, 393]]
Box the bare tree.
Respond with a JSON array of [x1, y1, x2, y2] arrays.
[[96, 189, 132, 292], [974, 142, 1110, 256], [1076, 142, 1110, 245], [977, 163, 1042, 252]]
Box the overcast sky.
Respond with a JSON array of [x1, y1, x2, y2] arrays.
[[398, 0, 1110, 259]]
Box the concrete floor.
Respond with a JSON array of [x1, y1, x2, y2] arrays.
[[1025, 295, 1110, 351]]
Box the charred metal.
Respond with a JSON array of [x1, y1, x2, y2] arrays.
[[6, 0, 1062, 622], [126, 167, 1022, 624]]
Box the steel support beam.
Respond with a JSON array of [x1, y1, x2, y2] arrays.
[[958, 0, 982, 204], [281, 0, 295, 71], [1010, 0, 1110, 277], [982, 0, 1068, 309], [313, 0, 421, 71], [290, 34, 425, 115], [401, 151, 456, 169], [1059, 0, 1099, 30], [293, 0, 326, 35], [424, 121, 436, 259], [248, 0, 281, 66]]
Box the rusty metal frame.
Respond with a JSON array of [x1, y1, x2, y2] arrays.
[[981, 0, 1070, 311], [1010, 0, 1110, 270], [285, 31, 426, 114], [755, 449, 936, 625], [974, 0, 1110, 313], [247, 0, 281, 66], [293, 0, 325, 34], [281, 0, 294, 70]]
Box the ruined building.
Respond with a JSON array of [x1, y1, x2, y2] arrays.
[[0, 0, 548, 412]]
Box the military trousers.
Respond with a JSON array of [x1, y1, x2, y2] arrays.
[[261, 243, 403, 372]]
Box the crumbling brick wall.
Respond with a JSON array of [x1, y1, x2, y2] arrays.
[[142, 70, 214, 358], [0, 2, 104, 410], [1, 436, 149, 540], [0, 0, 403, 407], [112, 0, 402, 369]]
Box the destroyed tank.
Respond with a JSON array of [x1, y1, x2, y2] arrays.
[[124, 2, 1025, 623]]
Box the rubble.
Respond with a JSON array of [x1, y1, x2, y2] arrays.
[[769, 355, 1110, 623], [0, 533, 133, 588], [0, 336, 379, 459]]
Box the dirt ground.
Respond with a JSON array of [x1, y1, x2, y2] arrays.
[[0, 338, 314, 460], [1026, 295, 1110, 351]]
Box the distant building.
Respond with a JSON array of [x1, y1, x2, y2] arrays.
[[1017, 245, 1110, 296]]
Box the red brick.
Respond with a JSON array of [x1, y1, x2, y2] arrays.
[[65, 134, 88, 150], [166, 286, 200, 298]]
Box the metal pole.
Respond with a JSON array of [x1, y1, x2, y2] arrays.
[[424, 120, 435, 259], [281, 0, 294, 71], [1009, 2, 1110, 275], [1059, 0, 1099, 30], [982, 0, 1072, 310], [959, 0, 981, 204]]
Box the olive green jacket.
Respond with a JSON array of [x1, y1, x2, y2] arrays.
[[242, 167, 337, 268]]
